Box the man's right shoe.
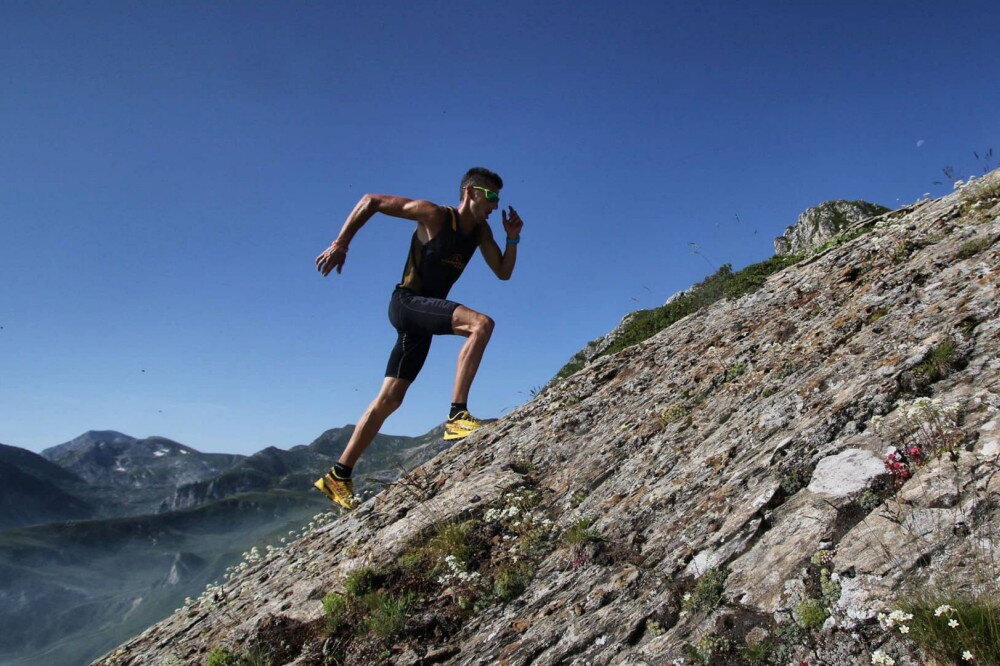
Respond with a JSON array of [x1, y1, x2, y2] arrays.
[[314, 470, 358, 510], [444, 410, 484, 441]]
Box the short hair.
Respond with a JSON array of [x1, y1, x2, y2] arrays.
[[460, 167, 503, 199]]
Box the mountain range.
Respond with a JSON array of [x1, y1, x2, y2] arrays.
[[0, 424, 450, 666]]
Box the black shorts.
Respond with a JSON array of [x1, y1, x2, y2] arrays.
[[385, 288, 462, 382]]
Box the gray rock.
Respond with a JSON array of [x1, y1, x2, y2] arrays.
[[807, 448, 885, 497]]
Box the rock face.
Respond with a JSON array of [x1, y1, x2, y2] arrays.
[[97, 172, 1000, 666], [774, 199, 890, 255]]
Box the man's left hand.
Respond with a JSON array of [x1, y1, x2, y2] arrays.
[[502, 206, 524, 239]]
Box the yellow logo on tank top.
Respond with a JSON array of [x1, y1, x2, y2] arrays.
[[442, 253, 466, 270]]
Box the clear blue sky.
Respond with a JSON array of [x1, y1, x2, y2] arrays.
[[3, 1, 997, 455]]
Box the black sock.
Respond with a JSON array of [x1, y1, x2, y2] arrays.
[[449, 402, 468, 419], [332, 462, 353, 479]]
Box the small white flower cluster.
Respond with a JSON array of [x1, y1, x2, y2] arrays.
[[870, 414, 886, 434], [933, 604, 962, 628], [900, 397, 960, 422], [188, 581, 228, 610], [877, 609, 914, 634], [484, 489, 552, 534], [485, 503, 521, 523], [871, 649, 895, 665], [436, 554, 481, 586]]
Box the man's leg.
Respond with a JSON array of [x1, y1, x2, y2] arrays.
[[450, 305, 494, 404], [339, 377, 411, 467], [316, 376, 410, 509]]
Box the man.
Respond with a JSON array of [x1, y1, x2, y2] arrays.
[[313, 167, 523, 509]]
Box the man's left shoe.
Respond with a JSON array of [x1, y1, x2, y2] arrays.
[[444, 410, 484, 441], [314, 471, 358, 510]]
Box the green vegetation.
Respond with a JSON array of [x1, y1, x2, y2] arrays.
[[891, 239, 923, 264], [343, 566, 383, 597], [867, 307, 889, 324], [794, 597, 828, 630], [683, 567, 729, 612], [657, 404, 689, 428], [426, 520, 479, 567], [725, 362, 747, 382], [738, 637, 774, 664], [492, 562, 533, 602], [773, 463, 812, 495], [959, 179, 1000, 221], [896, 595, 1000, 666], [322, 593, 349, 632], [206, 648, 239, 666], [956, 235, 996, 260], [683, 633, 732, 664], [914, 339, 956, 382], [316, 489, 559, 660], [562, 518, 603, 546], [363, 591, 415, 638], [204, 647, 271, 666]]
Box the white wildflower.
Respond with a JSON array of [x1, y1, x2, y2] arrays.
[[934, 604, 954, 616], [871, 649, 895, 665], [963, 651, 974, 661], [949, 619, 960, 628]]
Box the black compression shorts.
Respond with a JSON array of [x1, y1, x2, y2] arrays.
[[385, 288, 462, 382]]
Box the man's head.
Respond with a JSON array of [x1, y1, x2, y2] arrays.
[[460, 167, 503, 222]]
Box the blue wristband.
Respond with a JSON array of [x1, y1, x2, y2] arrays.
[[506, 236, 520, 245]]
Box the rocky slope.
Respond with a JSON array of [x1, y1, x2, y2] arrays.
[[97, 172, 1000, 665], [555, 198, 890, 383]]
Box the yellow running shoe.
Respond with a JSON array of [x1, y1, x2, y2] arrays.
[[314, 470, 358, 510], [444, 410, 484, 441]]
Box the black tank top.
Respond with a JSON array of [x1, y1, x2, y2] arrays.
[[396, 207, 480, 299]]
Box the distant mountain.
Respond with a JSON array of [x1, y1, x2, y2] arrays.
[[0, 444, 94, 530], [41, 430, 245, 517]]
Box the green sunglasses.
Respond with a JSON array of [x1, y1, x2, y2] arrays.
[[471, 185, 500, 202]]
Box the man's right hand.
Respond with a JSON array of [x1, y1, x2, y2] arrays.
[[316, 241, 348, 276]]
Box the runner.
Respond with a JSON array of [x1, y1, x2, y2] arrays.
[[313, 167, 523, 509]]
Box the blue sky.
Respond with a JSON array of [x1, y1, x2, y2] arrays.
[[2, 1, 997, 455]]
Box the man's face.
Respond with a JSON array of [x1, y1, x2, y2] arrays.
[[468, 184, 500, 222]]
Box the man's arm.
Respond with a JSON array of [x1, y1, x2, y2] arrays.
[[316, 194, 444, 276], [478, 206, 523, 281]]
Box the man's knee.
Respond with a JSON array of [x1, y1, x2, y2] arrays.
[[375, 380, 409, 412], [377, 393, 404, 413], [473, 313, 495, 337]]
